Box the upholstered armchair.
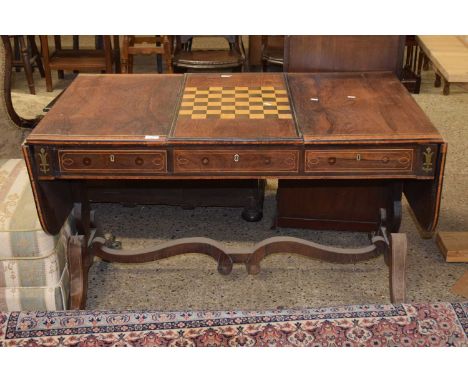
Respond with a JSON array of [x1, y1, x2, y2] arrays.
[[0, 36, 78, 310]]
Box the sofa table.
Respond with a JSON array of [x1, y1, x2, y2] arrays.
[[22, 72, 446, 309]]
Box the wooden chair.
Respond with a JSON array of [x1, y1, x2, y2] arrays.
[[121, 35, 172, 73], [261, 36, 285, 71], [284, 35, 405, 75], [8, 36, 44, 94], [40, 35, 114, 91], [0, 36, 39, 138], [400, 35, 421, 94], [172, 36, 245, 72]]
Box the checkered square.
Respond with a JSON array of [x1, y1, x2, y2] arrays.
[[178, 86, 293, 120]]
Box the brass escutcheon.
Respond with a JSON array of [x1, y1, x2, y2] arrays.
[[422, 147, 434, 172], [38, 148, 50, 174]]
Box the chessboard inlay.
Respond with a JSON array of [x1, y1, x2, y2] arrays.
[[178, 86, 293, 120]]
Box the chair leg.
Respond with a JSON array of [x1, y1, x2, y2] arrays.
[[113, 35, 121, 73], [72, 36, 80, 75], [29, 36, 45, 78], [443, 79, 450, 95], [103, 36, 113, 73], [73, 35, 79, 50], [434, 73, 441, 88], [18, 36, 35, 94], [128, 54, 134, 74], [40, 35, 53, 92], [53, 36, 64, 79], [121, 35, 129, 73], [423, 55, 429, 71], [13, 36, 21, 72]]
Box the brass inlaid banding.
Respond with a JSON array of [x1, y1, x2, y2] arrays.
[[178, 86, 293, 120]]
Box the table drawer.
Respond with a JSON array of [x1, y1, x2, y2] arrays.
[[59, 150, 167, 173], [174, 150, 299, 173], [305, 149, 413, 173]]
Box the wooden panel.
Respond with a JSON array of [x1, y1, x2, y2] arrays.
[[305, 149, 413, 173], [59, 150, 167, 174], [87, 180, 264, 208], [276, 180, 401, 232], [172, 73, 298, 140], [173, 149, 299, 173], [284, 35, 405, 75], [287, 72, 443, 144], [436, 232, 468, 262], [22, 145, 75, 235], [404, 143, 447, 233], [28, 74, 184, 142]]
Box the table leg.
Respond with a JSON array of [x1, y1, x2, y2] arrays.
[[443, 80, 450, 95], [67, 186, 95, 310], [67, 235, 88, 310], [434, 73, 441, 88], [389, 233, 407, 303]]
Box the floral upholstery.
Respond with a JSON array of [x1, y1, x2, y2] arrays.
[[0, 159, 74, 311]]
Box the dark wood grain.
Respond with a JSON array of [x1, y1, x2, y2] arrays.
[[287, 72, 442, 144], [284, 36, 405, 76], [276, 180, 402, 232], [30, 74, 184, 141]]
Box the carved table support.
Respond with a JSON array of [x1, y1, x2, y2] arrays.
[[67, 235, 91, 310], [67, 207, 407, 309]]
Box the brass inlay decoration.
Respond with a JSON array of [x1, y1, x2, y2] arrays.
[[178, 86, 293, 120], [38, 148, 50, 174], [422, 147, 434, 172]]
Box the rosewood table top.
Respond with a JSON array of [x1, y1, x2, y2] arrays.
[[28, 72, 442, 144]]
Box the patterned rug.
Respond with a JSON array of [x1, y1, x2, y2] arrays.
[[1, 302, 467, 346]]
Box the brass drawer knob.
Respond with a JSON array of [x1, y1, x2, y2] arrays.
[[83, 157, 91, 166], [135, 157, 144, 166], [202, 157, 209, 165], [328, 157, 336, 165]]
